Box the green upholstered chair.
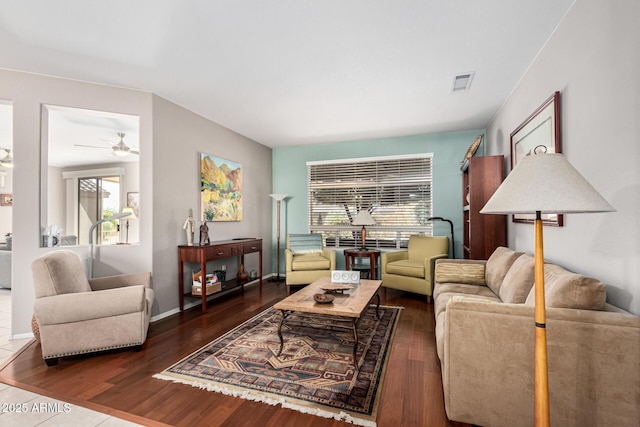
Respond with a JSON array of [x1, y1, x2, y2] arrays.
[[381, 235, 449, 302], [285, 234, 336, 290]]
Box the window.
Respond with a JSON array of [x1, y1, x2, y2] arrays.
[[78, 176, 121, 245], [308, 154, 433, 249]]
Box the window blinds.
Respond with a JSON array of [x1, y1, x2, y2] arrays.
[[307, 154, 433, 248]]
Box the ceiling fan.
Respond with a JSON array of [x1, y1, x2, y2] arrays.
[[75, 132, 139, 157]]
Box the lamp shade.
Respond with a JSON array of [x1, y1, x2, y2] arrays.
[[121, 207, 138, 220], [481, 153, 615, 215], [352, 210, 376, 226], [269, 193, 288, 201]]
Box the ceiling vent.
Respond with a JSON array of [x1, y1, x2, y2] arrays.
[[451, 72, 475, 93]]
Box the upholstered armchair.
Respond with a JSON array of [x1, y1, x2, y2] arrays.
[[31, 250, 154, 366], [381, 235, 449, 302], [285, 234, 336, 289]]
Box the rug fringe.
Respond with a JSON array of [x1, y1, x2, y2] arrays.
[[152, 373, 376, 426]]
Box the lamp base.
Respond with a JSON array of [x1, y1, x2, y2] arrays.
[[271, 275, 286, 282]]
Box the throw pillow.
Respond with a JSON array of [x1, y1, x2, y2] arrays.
[[485, 247, 524, 296], [499, 254, 535, 303], [524, 263, 606, 310], [435, 261, 485, 286], [288, 233, 323, 254]]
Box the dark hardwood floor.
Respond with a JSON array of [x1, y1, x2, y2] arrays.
[[0, 280, 471, 427]]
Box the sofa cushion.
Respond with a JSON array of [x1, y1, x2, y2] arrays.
[[485, 247, 524, 296], [435, 261, 485, 286], [499, 254, 535, 303], [291, 253, 331, 271], [435, 290, 501, 318], [386, 259, 424, 278], [288, 234, 323, 254], [525, 263, 606, 310]]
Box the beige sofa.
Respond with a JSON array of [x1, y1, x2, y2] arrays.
[[433, 247, 640, 427], [32, 250, 154, 366]]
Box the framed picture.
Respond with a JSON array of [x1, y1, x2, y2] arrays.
[[127, 192, 140, 217], [200, 153, 243, 221], [0, 193, 12, 206], [510, 91, 563, 226]]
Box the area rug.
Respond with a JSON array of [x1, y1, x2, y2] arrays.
[[154, 305, 401, 426]]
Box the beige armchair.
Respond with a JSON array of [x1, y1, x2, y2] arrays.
[[381, 235, 449, 302], [31, 250, 154, 366], [285, 233, 336, 289]]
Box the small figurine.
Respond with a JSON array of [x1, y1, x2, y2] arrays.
[[183, 209, 195, 246], [199, 221, 210, 246]]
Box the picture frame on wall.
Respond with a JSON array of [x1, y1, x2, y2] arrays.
[[0, 193, 12, 206], [200, 153, 243, 221], [510, 91, 563, 226], [127, 192, 140, 217]]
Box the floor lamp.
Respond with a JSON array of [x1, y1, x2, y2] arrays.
[[269, 193, 288, 281], [480, 153, 614, 426]]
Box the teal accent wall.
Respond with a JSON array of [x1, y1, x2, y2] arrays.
[[271, 130, 485, 272]]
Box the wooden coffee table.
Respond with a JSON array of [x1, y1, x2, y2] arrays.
[[273, 276, 382, 372]]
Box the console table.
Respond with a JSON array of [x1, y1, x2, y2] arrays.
[[178, 238, 262, 313]]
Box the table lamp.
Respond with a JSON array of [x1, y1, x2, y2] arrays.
[[353, 210, 376, 250], [121, 207, 138, 244], [480, 152, 614, 426]]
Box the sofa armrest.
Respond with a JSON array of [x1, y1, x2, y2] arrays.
[[285, 249, 293, 272], [426, 254, 449, 279], [89, 272, 151, 291], [322, 248, 337, 269], [381, 250, 408, 273], [441, 298, 640, 426], [34, 285, 147, 325]]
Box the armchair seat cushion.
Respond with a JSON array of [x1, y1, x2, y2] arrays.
[[386, 259, 425, 278], [291, 253, 332, 271]]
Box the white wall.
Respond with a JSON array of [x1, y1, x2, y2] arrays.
[[0, 170, 12, 240], [485, 0, 640, 314], [0, 68, 154, 335], [0, 68, 275, 334]]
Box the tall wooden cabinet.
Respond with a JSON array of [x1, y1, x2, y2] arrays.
[[462, 155, 506, 260]]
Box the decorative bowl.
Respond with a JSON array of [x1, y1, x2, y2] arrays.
[[313, 293, 334, 304]]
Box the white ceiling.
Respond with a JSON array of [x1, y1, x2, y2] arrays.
[[0, 1, 575, 148]]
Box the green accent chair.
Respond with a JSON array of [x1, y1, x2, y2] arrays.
[[381, 235, 449, 302], [285, 234, 336, 290]]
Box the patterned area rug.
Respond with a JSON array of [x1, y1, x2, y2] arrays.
[[154, 305, 401, 426]]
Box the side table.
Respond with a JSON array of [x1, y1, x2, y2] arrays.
[[343, 248, 381, 280]]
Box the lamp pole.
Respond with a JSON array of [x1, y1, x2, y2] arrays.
[[269, 194, 288, 281], [427, 217, 455, 259]]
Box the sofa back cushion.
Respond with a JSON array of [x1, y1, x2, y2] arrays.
[[287, 234, 323, 255], [499, 254, 535, 303], [525, 263, 606, 310], [31, 250, 92, 298], [485, 247, 524, 295]]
